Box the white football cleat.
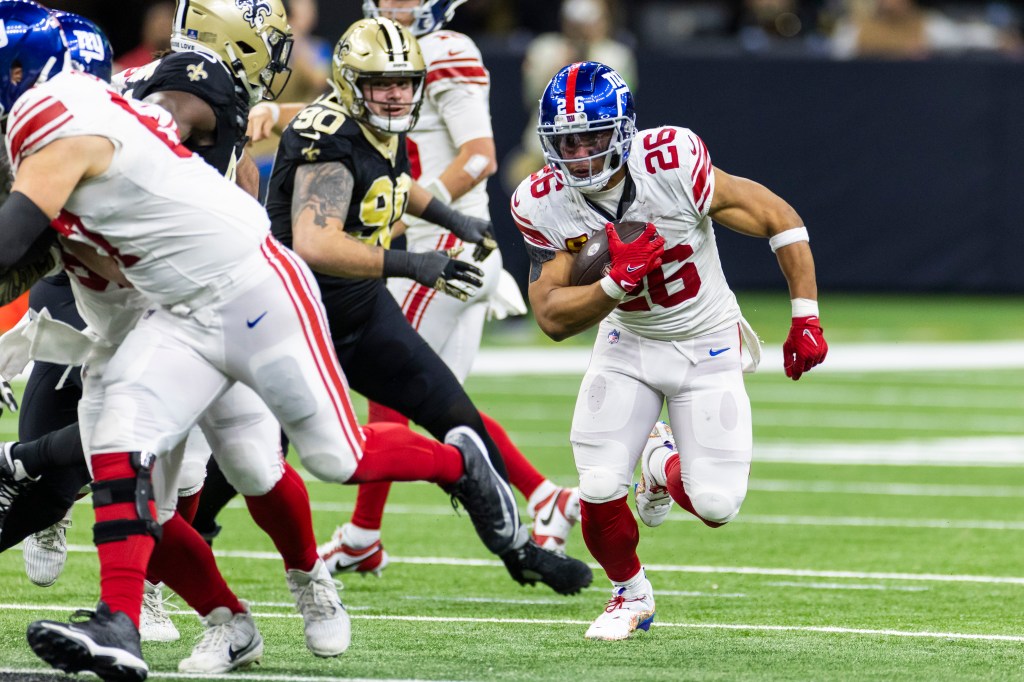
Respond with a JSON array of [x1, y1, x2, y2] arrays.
[[528, 485, 580, 553], [24, 513, 72, 587], [318, 523, 389, 576], [634, 421, 676, 527], [584, 576, 656, 641], [140, 580, 180, 643], [178, 601, 263, 673], [286, 558, 351, 657]]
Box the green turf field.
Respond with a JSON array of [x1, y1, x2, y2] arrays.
[[2, 294, 1024, 681]]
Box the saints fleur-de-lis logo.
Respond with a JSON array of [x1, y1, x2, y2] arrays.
[[187, 63, 208, 82], [235, 0, 273, 28], [302, 143, 320, 162]]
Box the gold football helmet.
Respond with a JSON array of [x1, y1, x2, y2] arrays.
[[170, 0, 293, 105], [331, 17, 425, 134]]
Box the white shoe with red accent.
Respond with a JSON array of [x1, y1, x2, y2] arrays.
[[634, 421, 675, 527], [318, 523, 389, 576], [584, 576, 656, 641], [527, 484, 580, 553]]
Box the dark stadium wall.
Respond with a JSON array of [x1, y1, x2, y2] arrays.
[[483, 53, 1024, 294]]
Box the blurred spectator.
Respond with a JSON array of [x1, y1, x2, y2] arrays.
[[831, 0, 1022, 58], [522, 0, 636, 104], [114, 1, 173, 70], [734, 0, 826, 53], [505, 0, 637, 189]]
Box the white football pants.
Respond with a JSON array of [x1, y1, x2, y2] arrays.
[[571, 321, 752, 523]]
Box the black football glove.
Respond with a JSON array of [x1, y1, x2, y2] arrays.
[[0, 378, 18, 417], [418, 197, 498, 262], [383, 247, 484, 302]]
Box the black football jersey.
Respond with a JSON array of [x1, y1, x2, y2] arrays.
[[117, 51, 249, 178], [267, 92, 412, 332]]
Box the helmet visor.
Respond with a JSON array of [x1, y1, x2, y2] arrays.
[[538, 118, 624, 188]]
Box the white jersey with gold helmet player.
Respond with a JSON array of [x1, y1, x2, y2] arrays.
[[404, 29, 492, 238], [511, 125, 741, 342]]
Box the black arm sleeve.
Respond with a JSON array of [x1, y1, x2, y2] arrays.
[[0, 191, 53, 269]]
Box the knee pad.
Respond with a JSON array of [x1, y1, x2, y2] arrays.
[[301, 451, 357, 484], [216, 442, 282, 496], [91, 451, 163, 543], [578, 467, 629, 504], [690, 491, 741, 525]]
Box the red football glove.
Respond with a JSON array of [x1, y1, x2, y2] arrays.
[[783, 316, 828, 380], [605, 222, 665, 294]]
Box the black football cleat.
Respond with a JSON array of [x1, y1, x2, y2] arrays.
[[27, 601, 148, 682], [0, 441, 34, 534], [501, 539, 594, 596], [442, 426, 523, 556]]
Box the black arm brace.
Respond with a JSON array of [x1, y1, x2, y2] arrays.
[[0, 191, 52, 269]]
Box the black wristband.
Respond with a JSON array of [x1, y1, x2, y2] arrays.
[[0, 191, 52, 269], [381, 249, 415, 279], [417, 196, 456, 229]]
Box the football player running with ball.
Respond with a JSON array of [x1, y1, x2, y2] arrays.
[[263, 17, 592, 595], [512, 61, 828, 640]]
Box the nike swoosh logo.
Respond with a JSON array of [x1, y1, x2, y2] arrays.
[[300, 131, 321, 140], [709, 347, 731, 357], [625, 264, 642, 273], [539, 492, 559, 527], [448, 49, 463, 57], [247, 311, 268, 328], [802, 329, 818, 346]]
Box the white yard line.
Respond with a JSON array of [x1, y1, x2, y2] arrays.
[[472, 342, 1024, 376], [764, 581, 929, 592], [748, 479, 1024, 497], [2, 608, 1022, 647], [0, 670, 457, 682], [41, 547, 1024, 585]]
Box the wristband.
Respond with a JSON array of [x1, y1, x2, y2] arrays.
[[769, 226, 809, 253], [264, 102, 281, 125], [424, 178, 452, 204], [599, 275, 629, 300], [791, 298, 819, 318]]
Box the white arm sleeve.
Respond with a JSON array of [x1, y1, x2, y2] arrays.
[[433, 85, 494, 149]]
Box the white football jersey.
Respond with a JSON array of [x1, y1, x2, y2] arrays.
[[7, 70, 270, 306], [511, 126, 741, 341], [404, 30, 492, 246]]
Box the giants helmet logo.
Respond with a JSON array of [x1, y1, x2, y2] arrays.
[[235, 0, 272, 28]]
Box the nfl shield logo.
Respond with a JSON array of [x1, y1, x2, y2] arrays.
[[607, 329, 620, 345]]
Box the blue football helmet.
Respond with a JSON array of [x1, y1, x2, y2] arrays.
[[362, 0, 468, 37], [52, 11, 112, 83], [0, 0, 67, 120], [537, 61, 636, 193]]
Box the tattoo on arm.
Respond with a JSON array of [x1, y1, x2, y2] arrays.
[[525, 243, 555, 283], [0, 246, 57, 306], [292, 162, 355, 230]]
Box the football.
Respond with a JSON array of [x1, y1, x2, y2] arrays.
[[569, 220, 650, 286]]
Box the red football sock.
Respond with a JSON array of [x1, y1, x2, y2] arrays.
[[368, 400, 408, 427], [580, 497, 641, 582], [349, 423, 463, 485], [244, 461, 319, 572], [148, 512, 245, 617], [176, 487, 202, 524], [349, 402, 408, 530], [480, 411, 545, 499], [92, 452, 157, 627], [664, 453, 725, 528]]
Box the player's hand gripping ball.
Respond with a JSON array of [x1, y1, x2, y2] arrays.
[[569, 220, 664, 289]]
